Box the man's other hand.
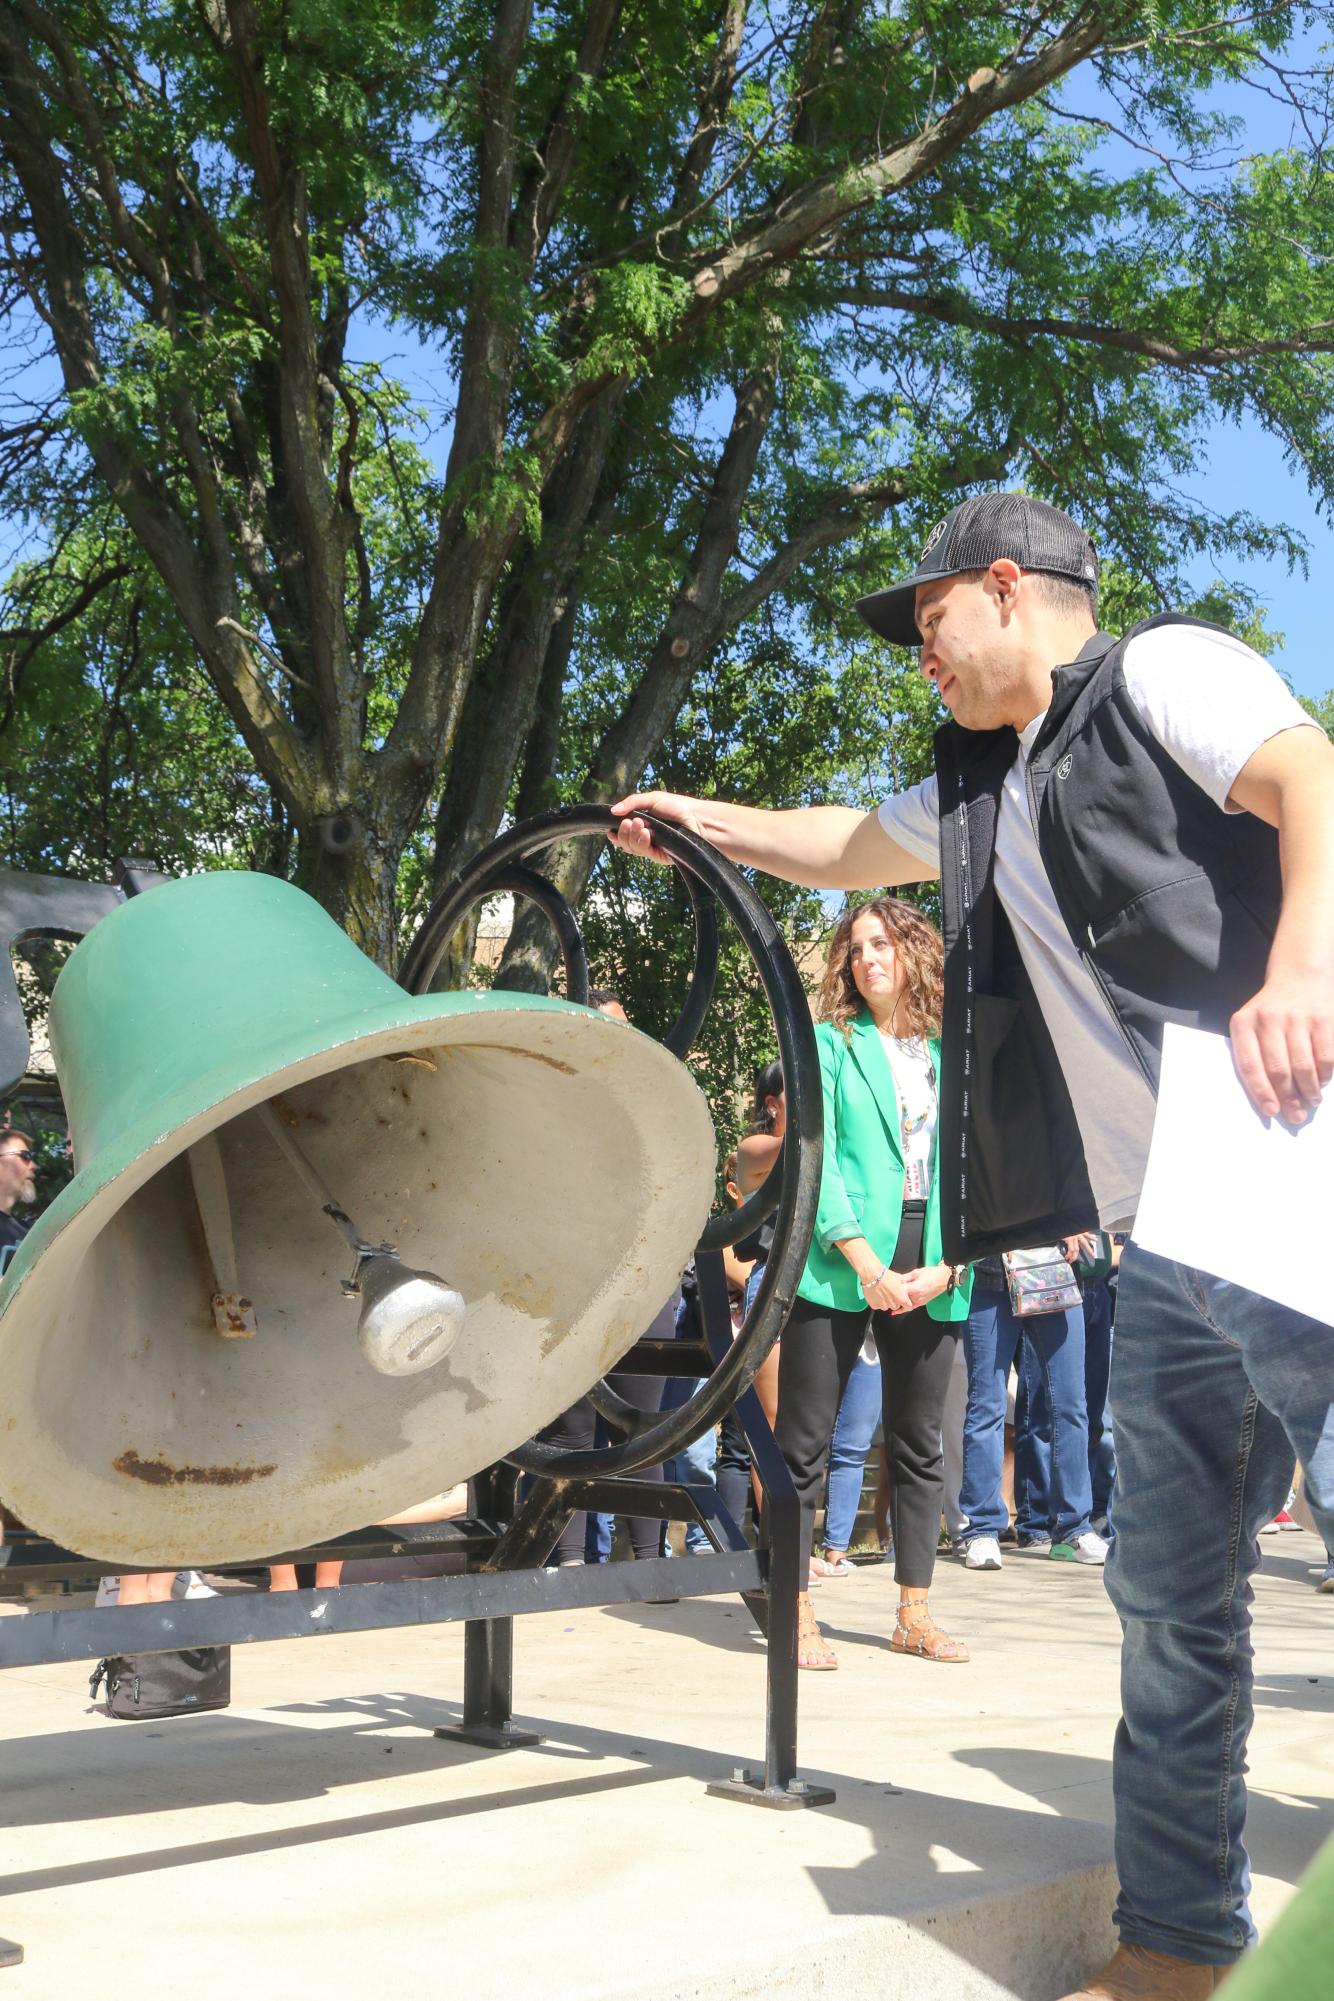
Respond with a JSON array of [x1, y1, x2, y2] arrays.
[[1230, 973, 1334, 1124]]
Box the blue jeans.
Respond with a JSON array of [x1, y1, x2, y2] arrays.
[[1107, 1244, 1334, 1965], [822, 1352, 882, 1552], [961, 1283, 1092, 1544], [1014, 1279, 1117, 1537], [661, 1373, 717, 1555]]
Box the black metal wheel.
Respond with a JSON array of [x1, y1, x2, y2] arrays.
[[399, 805, 822, 1478]]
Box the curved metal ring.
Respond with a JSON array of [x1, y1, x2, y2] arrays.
[[400, 860, 589, 1006], [585, 1376, 658, 1439], [400, 804, 822, 1480], [661, 868, 718, 1060]]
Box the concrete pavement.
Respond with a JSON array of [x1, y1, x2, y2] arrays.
[[1, 1530, 1330, 2000]]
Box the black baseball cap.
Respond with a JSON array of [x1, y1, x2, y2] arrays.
[[856, 492, 1099, 647]]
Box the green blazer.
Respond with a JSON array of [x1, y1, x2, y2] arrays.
[[797, 1014, 973, 1320]]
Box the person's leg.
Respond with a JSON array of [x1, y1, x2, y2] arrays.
[[748, 1343, 781, 1514], [1083, 1277, 1117, 1525], [959, 1285, 1021, 1544], [877, 1311, 967, 1660], [662, 1374, 716, 1553], [1013, 1336, 1054, 1543], [876, 1313, 959, 1587], [1106, 1244, 1322, 1969], [774, 1300, 864, 1568], [715, 1408, 752, 1539], [536, 1396, 597, 1563], [1022, 1301, 1094, 1545], [939, 1336, 969, 1547], [585, 1409, 616, 1561], [118, 1572, 176, 1604], [821, 1353, 882, 1557], [607, 1372, 666, 1560]]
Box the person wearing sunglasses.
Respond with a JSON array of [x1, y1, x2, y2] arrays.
[[0, 1133, 36, 1267]]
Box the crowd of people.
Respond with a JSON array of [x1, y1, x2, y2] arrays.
[[4, 484, 1331, 2000]]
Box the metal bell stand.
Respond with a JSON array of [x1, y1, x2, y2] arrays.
[[0, 810, 831, 1972]]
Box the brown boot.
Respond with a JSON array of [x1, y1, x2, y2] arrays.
[[1059, 1942, 1232, 1999]]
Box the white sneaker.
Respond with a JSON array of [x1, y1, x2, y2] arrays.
[[1052, 1529, 1109, 1566], [963, 1536, 1003, 1571], [173, 1570, 217, 1600]]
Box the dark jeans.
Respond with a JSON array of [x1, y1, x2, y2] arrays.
[[775, 1211, 958, 1588], [585, 1373, 665, 1562], [715, 1407, 753, 1537]]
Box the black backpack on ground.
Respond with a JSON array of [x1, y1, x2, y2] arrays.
[[89, 1646, 231, 1719]]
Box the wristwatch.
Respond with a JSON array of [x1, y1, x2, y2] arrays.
[[945, 1263, 967, 1294]]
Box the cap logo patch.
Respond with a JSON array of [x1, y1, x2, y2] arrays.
[[922, 518, 948, 557]]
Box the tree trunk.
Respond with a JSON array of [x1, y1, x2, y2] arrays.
[[296, 826, 400, 970]]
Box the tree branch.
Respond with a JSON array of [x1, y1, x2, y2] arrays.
[[833, 283, 1334, 365], [514, 0, 623, 270], [0, 4, 315, 808], [224, 0, 355, 748]]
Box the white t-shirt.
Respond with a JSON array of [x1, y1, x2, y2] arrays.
[[876, 624, 1320, 1228]]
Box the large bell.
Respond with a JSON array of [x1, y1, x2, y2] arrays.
[[0, 872, 715, 1568]]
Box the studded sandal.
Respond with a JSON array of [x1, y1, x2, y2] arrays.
[[890, 1599, 969, 1662]]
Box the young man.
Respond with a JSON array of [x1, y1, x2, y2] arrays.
[[611, 491, 1334, 2001]]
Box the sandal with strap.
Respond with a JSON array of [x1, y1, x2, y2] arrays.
[[796, 1593, 838, 1671], [810, 1551, 853, 1578], [890, 1600, 969, 1663]]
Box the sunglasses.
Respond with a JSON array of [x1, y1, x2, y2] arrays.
[[2, 1149, 33, 1164]]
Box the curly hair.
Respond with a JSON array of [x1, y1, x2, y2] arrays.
[[818, 897, 944, 1042]]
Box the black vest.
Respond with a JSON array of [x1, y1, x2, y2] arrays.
[[935, 614, 1283, 1262]]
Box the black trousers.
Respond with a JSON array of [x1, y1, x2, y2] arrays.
[[535, 1375, 664, 1563], [775, 1210, 959, 1588]]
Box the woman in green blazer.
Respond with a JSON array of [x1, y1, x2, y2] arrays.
[[776, 897, 972, 1670]]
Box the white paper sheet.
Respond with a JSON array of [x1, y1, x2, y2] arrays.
[[1134, 1022, 1334, 1325]]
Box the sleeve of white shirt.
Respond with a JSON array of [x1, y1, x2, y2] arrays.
[[876, 773, 942, 869], [1120, 625, 1322, 813]]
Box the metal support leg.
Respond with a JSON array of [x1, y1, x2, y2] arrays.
[[434, 1618, 541, 1751], [694, 1250, 834, 1811]]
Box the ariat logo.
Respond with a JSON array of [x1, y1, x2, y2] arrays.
[[1056, 753, 1073, 779]]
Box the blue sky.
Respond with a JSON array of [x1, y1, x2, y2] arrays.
[[1185, 417, 1328, 698], [1077, 19, 1333, 700]]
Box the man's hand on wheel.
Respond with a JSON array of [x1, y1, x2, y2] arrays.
[[609, 790, 706, 865], [1230, 971, 1334, 1125]]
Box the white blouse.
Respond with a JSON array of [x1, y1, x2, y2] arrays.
[[879, 1032, 937, 1202]]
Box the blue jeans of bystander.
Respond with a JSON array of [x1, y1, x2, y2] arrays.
[[1014, 1278, 1116, 1539], [661, 1373, 717, 1554], [821, 1351, 882, 1552], [961, 1283, 1092, 1545]]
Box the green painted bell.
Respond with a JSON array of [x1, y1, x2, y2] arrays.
[[0, 872, 715, 1568]]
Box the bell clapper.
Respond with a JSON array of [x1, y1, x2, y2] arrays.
[[186, 1130, 259, 1338], [255, 1102, 466, 1378]]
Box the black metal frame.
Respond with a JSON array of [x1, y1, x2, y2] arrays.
[[0, 811, 832, 1967]]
